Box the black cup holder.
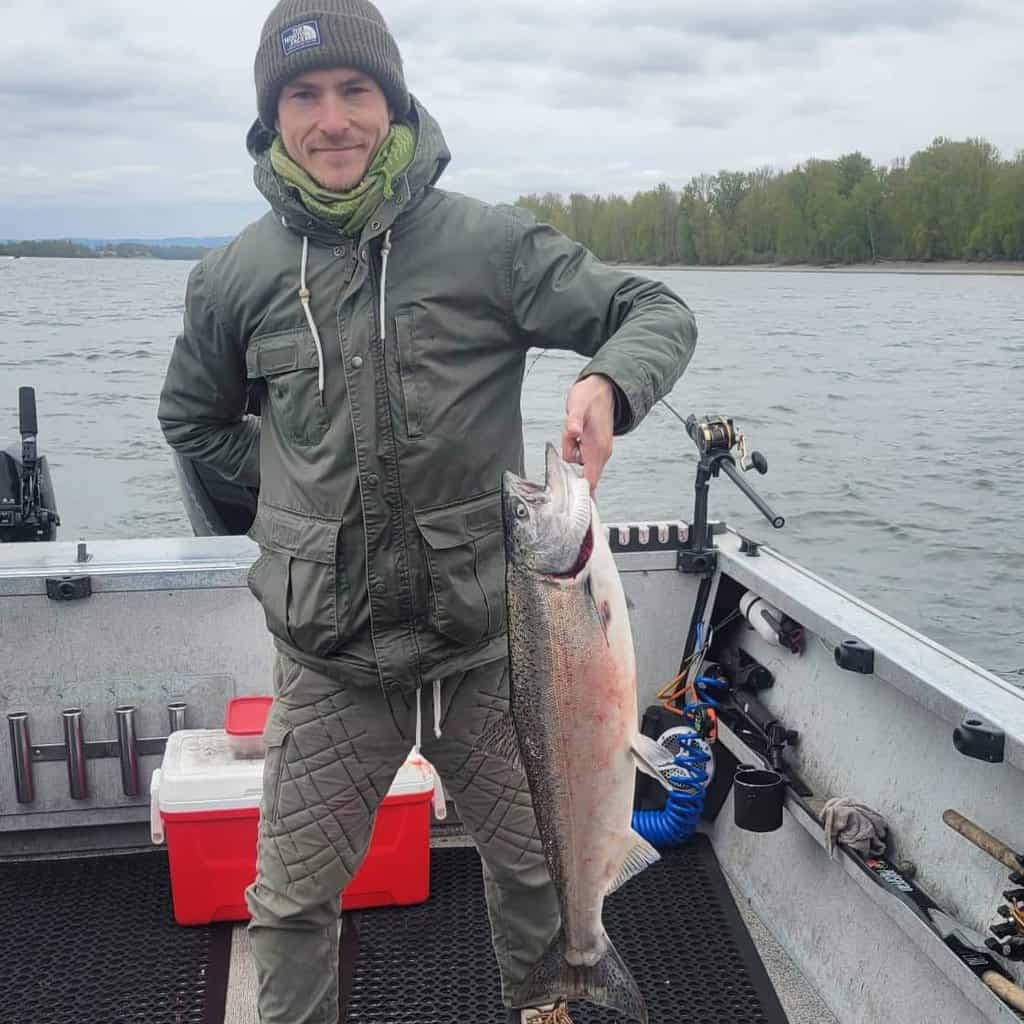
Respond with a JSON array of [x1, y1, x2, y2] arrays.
[[733, 764, 785, 832]]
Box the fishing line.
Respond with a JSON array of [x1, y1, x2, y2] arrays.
[[657, 608, 742, 712], [657, 396, 690, 429], [524, 349, 690, 439]]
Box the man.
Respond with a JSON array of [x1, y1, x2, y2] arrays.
[[158, 1, 697, 1021]]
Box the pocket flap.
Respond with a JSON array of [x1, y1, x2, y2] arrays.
[[246, 329, 320, 379], [414, 491, 503, 550], [249, 504, 340, 563]]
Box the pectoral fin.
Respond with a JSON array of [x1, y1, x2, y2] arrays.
[[631, 733, 675, 792]]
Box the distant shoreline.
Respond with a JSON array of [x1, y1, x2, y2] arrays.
[[625, 260, 1024, 277], [4, 252, 1023, 276]]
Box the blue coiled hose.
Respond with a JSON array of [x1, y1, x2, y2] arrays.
[[632, 675, 727, 848]]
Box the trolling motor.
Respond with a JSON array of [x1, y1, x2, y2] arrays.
[[0, 387, 60, 542], [678, 414, 784, 576]]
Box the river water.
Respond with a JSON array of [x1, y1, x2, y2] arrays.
[[0, 257, 1021, 683]]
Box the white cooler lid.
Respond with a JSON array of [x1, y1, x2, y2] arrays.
[[153, 730, 435, 816], [156, 730, 264, 812]]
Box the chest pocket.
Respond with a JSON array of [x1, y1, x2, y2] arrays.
[[246, 329, 329, 447], [393, 310, 424, 439]]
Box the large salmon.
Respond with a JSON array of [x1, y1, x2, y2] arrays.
[[501, 444, 672, 1023]]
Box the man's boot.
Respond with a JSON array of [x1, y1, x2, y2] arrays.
[[507, 999, 574, 1023]]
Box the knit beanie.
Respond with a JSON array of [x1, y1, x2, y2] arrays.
[[254, 0, 410, 130]]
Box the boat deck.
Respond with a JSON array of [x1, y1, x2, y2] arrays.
[[1, 826, 833, 1024], [219, 827, 833, 1024], [722, 868, 838, 1024]]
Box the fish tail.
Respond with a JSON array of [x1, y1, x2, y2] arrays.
[[511, 929, 647, 1024]]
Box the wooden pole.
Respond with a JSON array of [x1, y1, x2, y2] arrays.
[[983, 971, 1024, 1013], [943, 809, 1024, 874]]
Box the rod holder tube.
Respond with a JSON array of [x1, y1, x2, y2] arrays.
[[62, 708, 88, 800], [691, 462, 712, 550], [167, 702, 187, 733], [115, 705, 140, 797], [7, 713, 34, 804]]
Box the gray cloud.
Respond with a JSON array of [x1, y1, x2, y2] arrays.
[[674, 99, 746, 133], [2, 0, 1021, 238], [588, 0, 981, 38], [1, 75, 133, 106], [789, 96, 852, 121]]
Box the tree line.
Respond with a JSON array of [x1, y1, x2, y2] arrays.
[[0, 240, 211, 260], [516, 137, 1024, 266]]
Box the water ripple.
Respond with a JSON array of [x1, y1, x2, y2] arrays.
[[0, 258, 1019, 685]]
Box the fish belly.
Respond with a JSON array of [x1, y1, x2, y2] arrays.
[[508, 561, 638, 964]]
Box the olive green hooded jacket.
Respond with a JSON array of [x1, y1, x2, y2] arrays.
[[158, 99, 697, 695]]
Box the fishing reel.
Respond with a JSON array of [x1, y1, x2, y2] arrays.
[[990, 890, 1024, 960], [686, 415, 768, 476], [688, 415, 737, 456]]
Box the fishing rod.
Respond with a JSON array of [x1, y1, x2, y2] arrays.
[[944, 809, 1024, 961], [524, 349, 783, 533], [844, 845, 1024, 1016]]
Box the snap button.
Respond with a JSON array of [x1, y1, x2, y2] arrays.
[[371, 220, 382, 231], [333, 246, 345, 257], [351, 355, 364, 369], [373, 582, 387, 596], [360, 248, 368, 261], [367, 474, 380, 488]]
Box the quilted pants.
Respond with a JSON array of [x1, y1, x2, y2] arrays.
[[245, 652, 561, 1024]]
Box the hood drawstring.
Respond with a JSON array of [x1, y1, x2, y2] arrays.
[[413, 679, 444, 752], [297, 228, 393, 406], [379, 228, 392, 346], [298, 235, 326, 406], [412, 679, 447, 822]]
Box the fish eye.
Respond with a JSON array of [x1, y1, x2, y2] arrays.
[[515, 502, 529, 519]]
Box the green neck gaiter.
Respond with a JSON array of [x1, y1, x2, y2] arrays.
[[270, 123, 416, 236]]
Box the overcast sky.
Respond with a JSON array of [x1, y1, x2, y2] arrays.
[[2, 0, 1021, 239]]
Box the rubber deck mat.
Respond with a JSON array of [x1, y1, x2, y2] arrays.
[[0, 851, 231, 1024], [341, 833, 788, 1023]]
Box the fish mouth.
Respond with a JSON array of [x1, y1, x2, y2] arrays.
[[544, 444, 593, 577], [504, 446, 593, 575], [544, 442, 577, 504], [503, 445, 579, 508]]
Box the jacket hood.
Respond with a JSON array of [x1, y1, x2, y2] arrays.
[[246, 95, 451, 243]]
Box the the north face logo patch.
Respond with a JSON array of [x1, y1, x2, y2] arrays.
[[281, 20, 321, 56]]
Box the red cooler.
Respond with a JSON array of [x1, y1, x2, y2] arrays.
[[151, 729, 435, 925]]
